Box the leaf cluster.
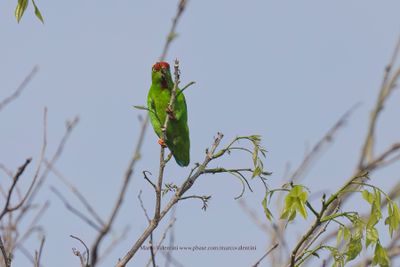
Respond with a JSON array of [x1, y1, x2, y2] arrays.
[[262, 180, 400, 267], [15, 0, 43, 23]]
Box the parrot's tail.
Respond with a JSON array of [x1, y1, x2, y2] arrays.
[[173, 153, 190, 167]]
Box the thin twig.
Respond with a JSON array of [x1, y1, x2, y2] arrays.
[[138, 191, 151, 222], [71, 235, 90, 267], [358, 35, 400, 170], [14, 201, 49, 249], [0, 236, 11, 267], [159, 0, 187, 61], [51, 187, 101, 231], [143, 171, 156, 191], [7, 108, 47, 213], [0, 66, 39, 112], [138, 191, 156, 267], [179, 195, 211, 210], [89, 114, 148, 266], [149, 234, 157, 267], [160, 251, 185, 267], [204, 167, 271, 176], [0, 163, 13, 178], [146, 217, 177, 267], [0, 158, 32, 221], [96, 226, 130, 264], [34, 236, 45, 267], [252, 243, 279, 267], [18, 244, 35, 264], [363, 143, 400, 171], [45, 161, 105, 227], [164, 207, 176, 267], [290, 104, 359, 182], [238, 199, 270, 234], [26, 115, 78, 211]]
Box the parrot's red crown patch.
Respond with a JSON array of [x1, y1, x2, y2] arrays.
[[153, 61, 170, 71]]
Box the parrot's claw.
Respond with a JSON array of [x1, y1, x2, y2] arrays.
[[166, 106, 176, 120], [158, 138, 167, 147]]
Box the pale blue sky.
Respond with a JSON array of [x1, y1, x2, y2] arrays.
[[1, 1, 400, 266]]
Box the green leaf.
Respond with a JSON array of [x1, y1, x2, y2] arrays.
[[366, 226, 379, 248], [15, 0, 29, 23], [372, 243, 390, 267], [346, 235, 362, 262], [280, 185, 308, 221], [367, 189, 382, 228], [261, 195, 273, 221], [252, 145, 258, 166], [337, 226, 351, 246], [32, 0, 44, 23], [252, 165, 262, 178], [362, 189, 374, 204], [343, 226, 351, 241], [385, 202, 400, 237], [325, 246, 344, 267], [133, 105, 149, 111], [336, 226, 344, 246]]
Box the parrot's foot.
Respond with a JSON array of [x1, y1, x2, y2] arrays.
[[158, 138, 167, 147], [166, 106, 176, 120]]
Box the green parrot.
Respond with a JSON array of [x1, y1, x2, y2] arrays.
[[147, 61, 190, 167]]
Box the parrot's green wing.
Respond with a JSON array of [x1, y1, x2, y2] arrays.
[[165, 89, 190, 167], [147, 95, 162, 137]]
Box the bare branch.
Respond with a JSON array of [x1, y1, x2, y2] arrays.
[[0, 158, 32, 221], [0, 235, 11, 267], [138, 190, 151, 223], [146, 217, 177, 267], [0, 163, 13, 178], [290, 104, 359, 182], [51, 187, 101, 231], [364, 143, 400, 172], [14, 201, 49, 249], [149, 234, 156, 267], [252, 243, 279, 267], [0, 66, 39, 112], [96, 226, 130, 264], [33, 236, 45, 267], [159, 0, 188, 61], [358, 35, 400, 169], [89, 114, 148, 266], [179, 195, 211, 210], [7, 107, 48, 213], [27, 115, 78, 206], [71, 235, 90, 267], [143, 171, 156, 191], [238, 199, 270, 234], [72, 248, 87, 267], [45, 162, 105, 227], [18, 244, 35, 264]]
